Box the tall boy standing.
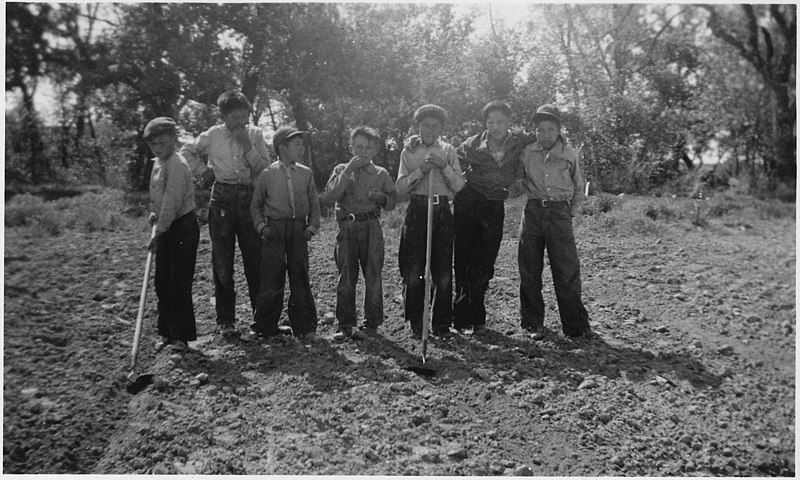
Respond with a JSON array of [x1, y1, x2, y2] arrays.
[[180, 90, 271, 336], [396, 104, 465, 339], [453, 101, 534, 335], [244, 126, 322, 343], [145, 117, 200, 352], [518, 105, 592, 340], [320, 126, 397, 341]]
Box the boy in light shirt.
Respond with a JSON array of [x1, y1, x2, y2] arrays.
[[145, 117, 200, 353], [396, 104, 464, 339]]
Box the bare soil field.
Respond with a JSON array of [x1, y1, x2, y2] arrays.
[[3, 192, 795, 475]]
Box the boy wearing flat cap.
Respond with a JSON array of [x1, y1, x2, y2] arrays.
[[145, 117, 200, 353], [518, 104, 592, 341], [396, 104, 465, 339], [244, 126, 322, 344], [180, 90, 271, 338]]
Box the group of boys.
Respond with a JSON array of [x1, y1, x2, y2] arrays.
[[145, 90, 592, 354]]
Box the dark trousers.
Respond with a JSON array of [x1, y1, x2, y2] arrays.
[[251, 219, 318, 336], [155, 211, 200, 342], [453, 184, 505, 329], [334, 219, 385, 329], [208, 182, 262, 325], [398, 197, 454, 332], [518, 200, 590, 336]]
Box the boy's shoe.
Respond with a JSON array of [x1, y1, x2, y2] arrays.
[[410, 328, 422, 340], [240, 330, 262, 342], [155, 337, 170, 352], [528, 326, 546, 341], [432, 328, 453, 339], [218, 323, 237, 336], [299, 332, 324, 344], [361, 325, 378, 334], [332, 327, 354, 342], [169, 340, 188, 352], [473, 325, 489, 336]]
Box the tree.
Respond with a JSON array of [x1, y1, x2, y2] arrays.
[[700, 4, 796, 184], [6, 3, 54, 182]]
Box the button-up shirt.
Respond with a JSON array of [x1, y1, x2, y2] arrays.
[[396, 139, 464, 197], [180, 124, 271, 185], [149, 152, 196, 234], [520, 136, 584, 215], [250, 160, 321, 234], [319, 162, 397, 221]]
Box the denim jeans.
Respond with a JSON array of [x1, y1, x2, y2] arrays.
[[398, 196, 454, 332], [518, 199, 590, 335], [453, 184, 505, 329], [155, 211, 200, 342], [334, 219, 385, 329], [251, 219, 318, 336], [208, 182, 262, 325]]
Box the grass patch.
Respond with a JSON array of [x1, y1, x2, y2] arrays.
[[5, 188, 134, 236]]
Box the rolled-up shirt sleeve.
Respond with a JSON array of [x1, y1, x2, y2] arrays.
[[179, 132, 211, 178]]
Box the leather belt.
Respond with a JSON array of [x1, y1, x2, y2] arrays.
[[411, 194, 449, 205], [340, 211, 380, 222]]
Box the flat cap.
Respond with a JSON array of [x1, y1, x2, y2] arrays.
[[532, 104, 561, 126], [413, 104, 448, 124], [272, 126, 307, 153], [144, 117, 177, 140]]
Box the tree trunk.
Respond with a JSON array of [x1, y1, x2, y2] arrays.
[[287, 91, 315, 176], [20, 85, 47, 184]]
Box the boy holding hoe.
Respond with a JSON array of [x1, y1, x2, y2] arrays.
[[320, 126, 397, 341], [396, 105, 465, 339], [145, 117, 200, 353]]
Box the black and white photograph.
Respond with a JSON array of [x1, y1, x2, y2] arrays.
[[4, 2, 795, 475]]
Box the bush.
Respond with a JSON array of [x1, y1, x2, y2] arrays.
[[5, 194, 48, 227], [579, 193, 620, 216], [5, 188, 133, 236]]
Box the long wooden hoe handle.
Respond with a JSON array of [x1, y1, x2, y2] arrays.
[[129, 225, 157, 376], [421, 173, 435, 363]]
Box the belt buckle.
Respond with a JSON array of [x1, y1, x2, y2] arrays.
[[541, 199, 549, 208], [432, 195, 440, 206], [346, 213, 356, 222]]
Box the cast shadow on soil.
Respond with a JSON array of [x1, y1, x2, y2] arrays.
[[430, 327, 723, 391]]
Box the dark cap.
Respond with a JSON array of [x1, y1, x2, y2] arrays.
[[413, 104, 448, 124], [144, 117, 177, 140], [272, 126, 307, 153], [532, 104, 561, 126]]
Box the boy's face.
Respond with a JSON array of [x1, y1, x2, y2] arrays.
[[146, 133, 177, 161], [279, 136, 305, 164], [223, 108, 250, 131], [350, 135, 378, 163], [535, 120, 560, 150], [486, 110, 510, 143], [417, 117, 442, 146]]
